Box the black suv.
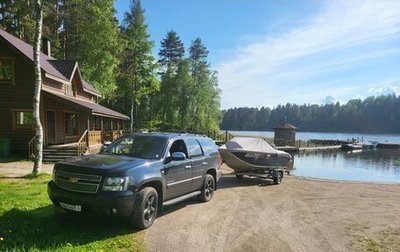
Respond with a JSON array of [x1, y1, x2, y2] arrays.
[[47, 132, 222, 229]]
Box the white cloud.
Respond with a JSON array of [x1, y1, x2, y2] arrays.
[[217, 0, 400, 109], [369, 84, 400, 96]]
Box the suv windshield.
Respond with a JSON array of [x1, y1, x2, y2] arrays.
[[103, 135, 167, 160]]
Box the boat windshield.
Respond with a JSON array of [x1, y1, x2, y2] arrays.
[[102, 135, 167, 160]]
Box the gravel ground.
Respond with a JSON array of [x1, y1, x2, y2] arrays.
[[145, 164, 400, 252], [1, 161, 399, 252], [0, 160, 53, 177]]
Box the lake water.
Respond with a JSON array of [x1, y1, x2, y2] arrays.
[[227, 130, 400, 142], [226, 130, 400, 183], [291, 149, 400, 183]]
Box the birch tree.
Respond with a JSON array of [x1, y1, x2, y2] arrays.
[[32, 0, 43, 175]]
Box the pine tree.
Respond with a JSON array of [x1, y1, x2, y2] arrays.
[[119, 0, 159, 131], [156, 31, 186, 130], [188, 38, 221, 132], [158, 30, 185, 71]]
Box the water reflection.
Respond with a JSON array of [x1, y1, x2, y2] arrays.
[[291, 149, 400, 183]]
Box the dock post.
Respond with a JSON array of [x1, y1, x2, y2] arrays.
[[225, 130, 228, 142]]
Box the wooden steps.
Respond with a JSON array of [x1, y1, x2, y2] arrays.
[[42, 144, 79, 163]]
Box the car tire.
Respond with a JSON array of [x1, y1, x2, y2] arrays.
[[199, 174, 215, 202], [130, 187, 158, 229], [273, 171, 283, 185]]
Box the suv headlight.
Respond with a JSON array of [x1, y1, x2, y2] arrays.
[[102, 176, 130, 191]]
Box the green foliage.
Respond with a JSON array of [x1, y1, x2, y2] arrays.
[[0, 175, 144, 251], [0, 0, 35, 43], [116, 0, 159, 130], [221, 94, 400, 133], [63, 0, 121, 100], [154, 32, 221, 132]]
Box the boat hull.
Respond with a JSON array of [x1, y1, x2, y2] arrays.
[[219, 148, 292, 172]]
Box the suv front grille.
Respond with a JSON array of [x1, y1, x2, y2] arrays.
[[55, 170, 102, 194]]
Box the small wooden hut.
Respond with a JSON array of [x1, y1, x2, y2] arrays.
[[273, 122, 297, 146]]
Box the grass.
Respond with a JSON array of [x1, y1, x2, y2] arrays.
[[394, 160, 400, 166], [349, 225, 400, 252], [0, 174, 144, 252]]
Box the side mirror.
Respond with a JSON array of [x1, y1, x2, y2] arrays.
[[171, 152, 186, 161]]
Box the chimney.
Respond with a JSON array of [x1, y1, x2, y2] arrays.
[[42, 37, 51, 57]]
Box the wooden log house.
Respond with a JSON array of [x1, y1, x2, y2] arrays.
[[0, 28, 129, 161]]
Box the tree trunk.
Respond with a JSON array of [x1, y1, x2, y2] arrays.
[[32, 0, 43, 175]]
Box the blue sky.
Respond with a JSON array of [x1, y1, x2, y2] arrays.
[[114, 0, 400, 109]]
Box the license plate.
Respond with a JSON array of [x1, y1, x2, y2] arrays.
[[59, 202, 82, 212]]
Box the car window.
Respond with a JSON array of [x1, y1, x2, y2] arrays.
[[187, 139, 203, 158], [169, 140, 188, 158], [103, 135, 167, 159], [197, 138, 218, 154]]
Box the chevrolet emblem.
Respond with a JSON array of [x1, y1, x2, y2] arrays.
[[68, 177, 79, 183]]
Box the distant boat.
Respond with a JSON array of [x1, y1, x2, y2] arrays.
[[358, 141, 378, 149], [218, 137, 292, 172], [342, 141, 378, 151], [341, 143, 362, 151]]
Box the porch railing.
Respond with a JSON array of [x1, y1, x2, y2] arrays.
[[77, 130, 88, 156], [88, 130, 103, 146], [206, 130, 234, 143], [103, 130, 123, 143], [28, 136, 35, 159]]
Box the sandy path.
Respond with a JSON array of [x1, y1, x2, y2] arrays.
[[145, 165, 400, 252], [1, 161, 399, 251], [0, 160, 54, 177]]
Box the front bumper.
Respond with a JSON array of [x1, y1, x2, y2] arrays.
[[47, 181, 135, 217]]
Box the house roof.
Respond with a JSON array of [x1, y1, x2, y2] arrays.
[[272, 122, 298, 130], [47, 60, 77, 80], [43, 90, 129, 120], [0, 28, 100, 97]]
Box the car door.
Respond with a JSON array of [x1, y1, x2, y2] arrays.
[[186, 138, 207, 191], [163, 139, 192, 200]]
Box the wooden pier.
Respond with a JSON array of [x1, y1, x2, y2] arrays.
[[377, 142, 400, 149], [277, 145, 342, 153]]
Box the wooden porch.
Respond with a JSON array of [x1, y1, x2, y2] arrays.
[[77, 129, 124, 156], [29, 129, 124, 162]]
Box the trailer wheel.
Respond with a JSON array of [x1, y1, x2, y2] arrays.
[[235, 174, 243, 179], [273, 171, 283, 185]]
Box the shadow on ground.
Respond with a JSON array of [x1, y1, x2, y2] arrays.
[[0, 205, 139, 251], [159, 174, 276, 217], [218, 174, 276, 189]]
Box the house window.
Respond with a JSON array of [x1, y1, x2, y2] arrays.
[[12, 110, 33, 129], [0, 58, 15, 85], [65, 112, 78, 136]]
